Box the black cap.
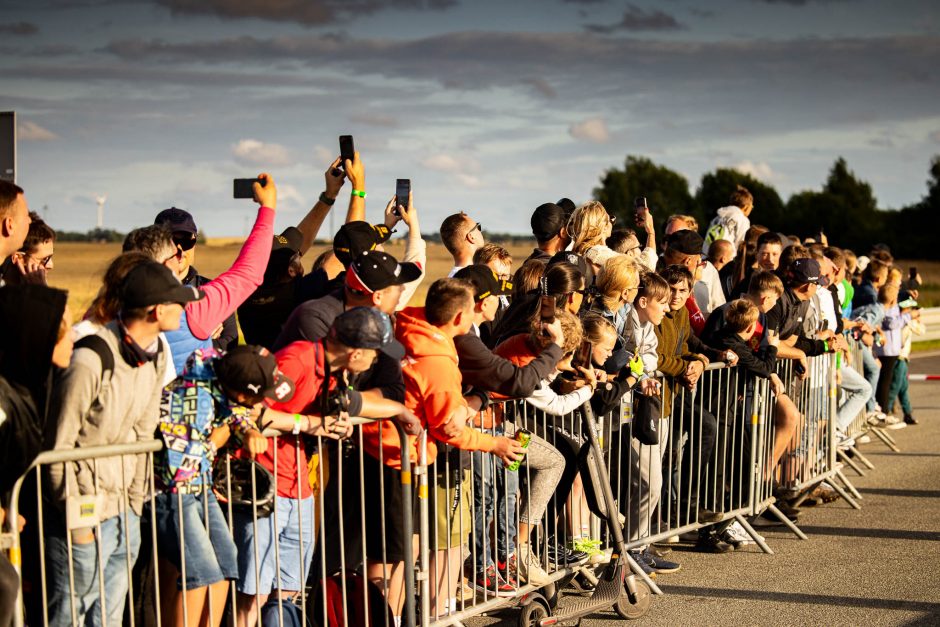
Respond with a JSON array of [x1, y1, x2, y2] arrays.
[[556, 198, 577, 216], [215, 345, 296, 403], [664, 229, 704, 256], [530, 203, 567, 242], [787, 258, 830, 287], [154, 207, 197, 235], [121, 261, 204, 309], [548, 250, 590, 278], [454, 265, 513, 302], [273, 227, 303, 254], [346, 250, 421, 294], [333, 221, 392, 267], [328, 306, 404, 359]]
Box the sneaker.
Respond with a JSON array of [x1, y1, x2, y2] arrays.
[[642, 547, 681, 573], [517, 542, 552, 586], [570, 537, 605, 565], [473, 565, 516, 597], [698, 509, 723, 524], [545, 540, 588, 566], [720, 521, 758, 548], [648, 544, 673, 557], [835, 429, 855, 448], [627, 550, 656, 577], [857, 434, 872, 444], [883, 414, 907, 430], [694, 532, 734, 553], [805, 483, 839, 506], [495, 555, 518, 587], [904, 414, 919, 425], [866, 410, 887, 425]]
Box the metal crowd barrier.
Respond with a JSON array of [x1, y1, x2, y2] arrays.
[[841, 337, 902, 455], [5, 349, 896, 627], [4, 416, 419, 627]]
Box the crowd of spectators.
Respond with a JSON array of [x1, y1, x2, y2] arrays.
[[0, 149, 924, 625]]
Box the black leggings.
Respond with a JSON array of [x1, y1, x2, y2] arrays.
[[876, 355, 899, 412]]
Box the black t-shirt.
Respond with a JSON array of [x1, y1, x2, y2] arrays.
[[237, 271, 334, 351]]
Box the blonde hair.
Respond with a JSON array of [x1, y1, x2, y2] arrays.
[[473, 243, 513, 268], [568, 201, 611, 255], [725, 298, 759, 333], [748, 270, 784, 297], [665, 214, 699, 232], [596, 255, 639, 311], [887, 267, 902, 287], [581, 313, 617, 346], [532, 308, 582, 355]]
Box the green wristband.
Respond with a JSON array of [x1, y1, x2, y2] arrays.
[[351, 189, 367, 198]]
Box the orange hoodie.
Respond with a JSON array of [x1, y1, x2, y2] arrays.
[[362, 306, 498, 469]]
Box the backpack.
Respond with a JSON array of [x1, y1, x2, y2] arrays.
[[261, 595, 312, 627], [74, 334, 115, 389], [310, 573, 395, 627]]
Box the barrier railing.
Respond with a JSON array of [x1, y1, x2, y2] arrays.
[[4, 415, 419, 627], [4, 347, 901, 626]]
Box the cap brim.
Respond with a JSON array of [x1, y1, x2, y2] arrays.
[[493, 280, 513, 296], [380, 339, 406, 361], [394, 262, 422, 285], [168, 284, 205, 305], [264, 371, 296, 402]]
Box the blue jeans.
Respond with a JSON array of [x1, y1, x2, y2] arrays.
[[837, 365, 872, 431], [860, 345, 881, 411], [886, 358, 912, 416], [472, 446, 518, 573], [46, 510, 141, 627], [152, 491, 239, 589]]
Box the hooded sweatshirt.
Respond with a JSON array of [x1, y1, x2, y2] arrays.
[[363, 306, 497, 469], [0, 284, 67, 496], [703, 205, 750, 258]]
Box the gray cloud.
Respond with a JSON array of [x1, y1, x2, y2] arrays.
[[0, 22, 39, 35], [585, 4, 683, 33], [523, 77, 557, 99], [349, 112, 399, 128], [156, 0, 456, 26]]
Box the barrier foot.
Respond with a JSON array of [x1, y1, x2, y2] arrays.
[[626, 554, 663, 595], [734, 514, 773, 555], [835, 469, 863, 501], [837, 449, 867, 476], [870, 426, 901, 452], [827, 474, 862, 509], [766, 504, 809, 540], [849, 445, 876, 470]]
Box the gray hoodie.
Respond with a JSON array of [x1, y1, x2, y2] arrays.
[[45, 321, 166, 520]]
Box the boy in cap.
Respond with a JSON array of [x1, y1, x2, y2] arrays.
[[234, 307, 420, 626], [156, 207, 239, 351], [45, 261, 201, 627], [152, 346, 274, 627]]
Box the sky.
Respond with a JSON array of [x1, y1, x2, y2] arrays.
[[2, 0, 939, 237]]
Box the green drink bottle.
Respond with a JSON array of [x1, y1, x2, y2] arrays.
[[506, 429, 531, 472]]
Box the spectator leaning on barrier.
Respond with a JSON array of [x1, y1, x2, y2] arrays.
[[0, 283, 72, 627], [390, 278, 523, 617], [441, 211, 485, 277], [155, 207, 238, 351], [235, 307, 419, 625], [44, 260, 201, 626], [151, 346, 270, 627], [0, 181, 33, 286], [659, 229, 710, 335]]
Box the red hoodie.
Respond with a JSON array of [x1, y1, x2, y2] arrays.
[[362, 306, 497, 469]]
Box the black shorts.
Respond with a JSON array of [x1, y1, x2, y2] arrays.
[[362, 453, 412, 563]]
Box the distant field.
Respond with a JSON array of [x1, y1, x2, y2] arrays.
[[48, 239, 538, 315], [46, 241, 938, 318]]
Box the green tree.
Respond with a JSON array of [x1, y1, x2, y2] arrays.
[[592, 156, 698, 233], [695, 169, 786, 231], [889, 155, 940, 258]]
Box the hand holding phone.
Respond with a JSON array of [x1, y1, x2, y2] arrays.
[[331, 135, 355, 177], [539, 295, 556, 335], [573, 340, 593, 371], [233, 178, 261, 199], [394, 179, 410, 217]]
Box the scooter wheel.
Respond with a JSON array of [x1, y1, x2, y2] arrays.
[[614, 580, 652, 619], [519, 601, 551, 627]]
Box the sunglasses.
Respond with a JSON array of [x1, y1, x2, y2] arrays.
[[470, 222, 482, 234], [26, 253, 53, 268], [172, 232, 197, 252]]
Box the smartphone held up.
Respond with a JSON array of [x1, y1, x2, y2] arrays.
[[233, 178, 263, 199], [394, 178, 410, 217]]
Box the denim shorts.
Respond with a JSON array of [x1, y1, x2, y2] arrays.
[[152, 491, 238, 589], [232, 496, 315, 595]]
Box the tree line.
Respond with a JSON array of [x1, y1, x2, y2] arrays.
[[593, 155, 940, 259]]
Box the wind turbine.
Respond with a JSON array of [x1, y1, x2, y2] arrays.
[[94, 193, 107, 229]]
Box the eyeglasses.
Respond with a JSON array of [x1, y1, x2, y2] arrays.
[[172, 232, 197, 252], [25, 253, 53, 268], [470, 223, 482, 234]]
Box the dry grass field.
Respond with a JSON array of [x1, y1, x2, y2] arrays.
[[46, 240, 939, 318]]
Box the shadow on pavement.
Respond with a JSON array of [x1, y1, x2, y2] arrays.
[[858, 487, 940, 498], [659, 585, 940, 614], [795, 525, 940, 542]]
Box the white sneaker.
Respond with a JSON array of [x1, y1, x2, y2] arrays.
[[720, 521, 759, 548], [516, 542, 551, 586], [882, 415, 907, 430]]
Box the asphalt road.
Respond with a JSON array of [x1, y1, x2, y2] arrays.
[[471, 353, 940, 626]]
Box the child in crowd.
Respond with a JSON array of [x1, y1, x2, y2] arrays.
[[888, 297, 923, 425]]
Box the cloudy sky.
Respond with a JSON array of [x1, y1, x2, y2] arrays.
[[3, 0, 939, 236]]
